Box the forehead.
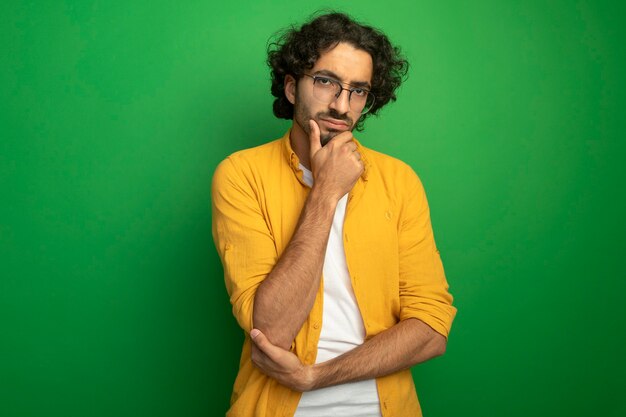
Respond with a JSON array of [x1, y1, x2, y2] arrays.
[[311, 42, 373, 85]]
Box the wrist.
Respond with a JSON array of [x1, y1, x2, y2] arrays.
[[308, 184, 340, 211], [300, 364, 319, 392]]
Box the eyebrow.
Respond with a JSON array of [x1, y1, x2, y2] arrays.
[[312, 69, 372, 90]]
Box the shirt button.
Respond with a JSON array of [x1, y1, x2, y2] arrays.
[[313, 323, 320, 329]]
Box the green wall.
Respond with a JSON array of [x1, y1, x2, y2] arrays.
[[2, 1, 624, 416]]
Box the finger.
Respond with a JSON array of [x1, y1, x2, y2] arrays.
[[251, 343, 261, 364], [309, 120, 321, 156], [250, 331, 270, 366], [250, 328, 284, 363], [250, 343, 271, 368], [339, 142, 358, 157]]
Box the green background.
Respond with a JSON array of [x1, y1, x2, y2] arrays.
[[2, 1, 624, 416]]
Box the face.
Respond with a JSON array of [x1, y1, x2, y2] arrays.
[[286, 42, 373, 145]]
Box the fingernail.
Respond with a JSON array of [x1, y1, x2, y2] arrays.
[[250, 329, 260, 339]]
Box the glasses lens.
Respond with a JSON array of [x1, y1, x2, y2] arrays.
[[312, 77, 339, 101], [311, 75, 375, 115], [360, 93, 375, 114]]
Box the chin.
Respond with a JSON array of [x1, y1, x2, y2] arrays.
[[320, 131, 338, 146], [321, 127, 353, 146]]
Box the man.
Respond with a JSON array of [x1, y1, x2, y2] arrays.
[[212, 12, 456, 417]]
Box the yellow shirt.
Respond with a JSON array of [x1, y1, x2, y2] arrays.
[[211, 130, 456, 417]]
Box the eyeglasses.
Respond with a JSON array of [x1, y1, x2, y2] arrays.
[[303, 74, 376, 115]]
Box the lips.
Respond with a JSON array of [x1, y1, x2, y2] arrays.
[[319, 117, 350, 131]]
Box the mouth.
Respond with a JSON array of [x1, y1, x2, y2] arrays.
[[319, 117, 350, 131]]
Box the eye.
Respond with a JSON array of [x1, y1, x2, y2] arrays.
[[315, 76, 333, 86], [351, 88, 368, 97]]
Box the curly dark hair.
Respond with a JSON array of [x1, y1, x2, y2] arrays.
[[267, 11, 409, 131]]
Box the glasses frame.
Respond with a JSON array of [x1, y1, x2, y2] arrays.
[[302, 73, 376, 115]]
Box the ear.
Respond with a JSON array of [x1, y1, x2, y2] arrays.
[[284, 74, 296, 105]]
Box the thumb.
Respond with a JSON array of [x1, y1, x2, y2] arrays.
[[308, 119, 321, 156], [250, 328, 269, 349], [250, 329, 281, 361]]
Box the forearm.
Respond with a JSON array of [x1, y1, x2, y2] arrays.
[[253, 186, 337, 349], [310, 318, 447, 390]]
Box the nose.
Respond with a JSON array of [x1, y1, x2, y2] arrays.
[[329, 88, 351, 114]]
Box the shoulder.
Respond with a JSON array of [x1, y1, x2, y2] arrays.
[[359, 146, 431, 218], [212, 138, 283, 186], [361, 145, 424, 191], [218, 138, 283, 172]]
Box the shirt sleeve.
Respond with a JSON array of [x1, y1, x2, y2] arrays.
[[211, 156, 277, 333], [397, 167, 457, 338]]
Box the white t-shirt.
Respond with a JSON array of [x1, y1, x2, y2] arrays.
[[294, 165, 381, 417]]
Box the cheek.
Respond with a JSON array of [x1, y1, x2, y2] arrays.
[[295, 99, 313, 121]]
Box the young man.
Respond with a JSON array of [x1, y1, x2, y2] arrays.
[[212, 12, 456, 417]]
